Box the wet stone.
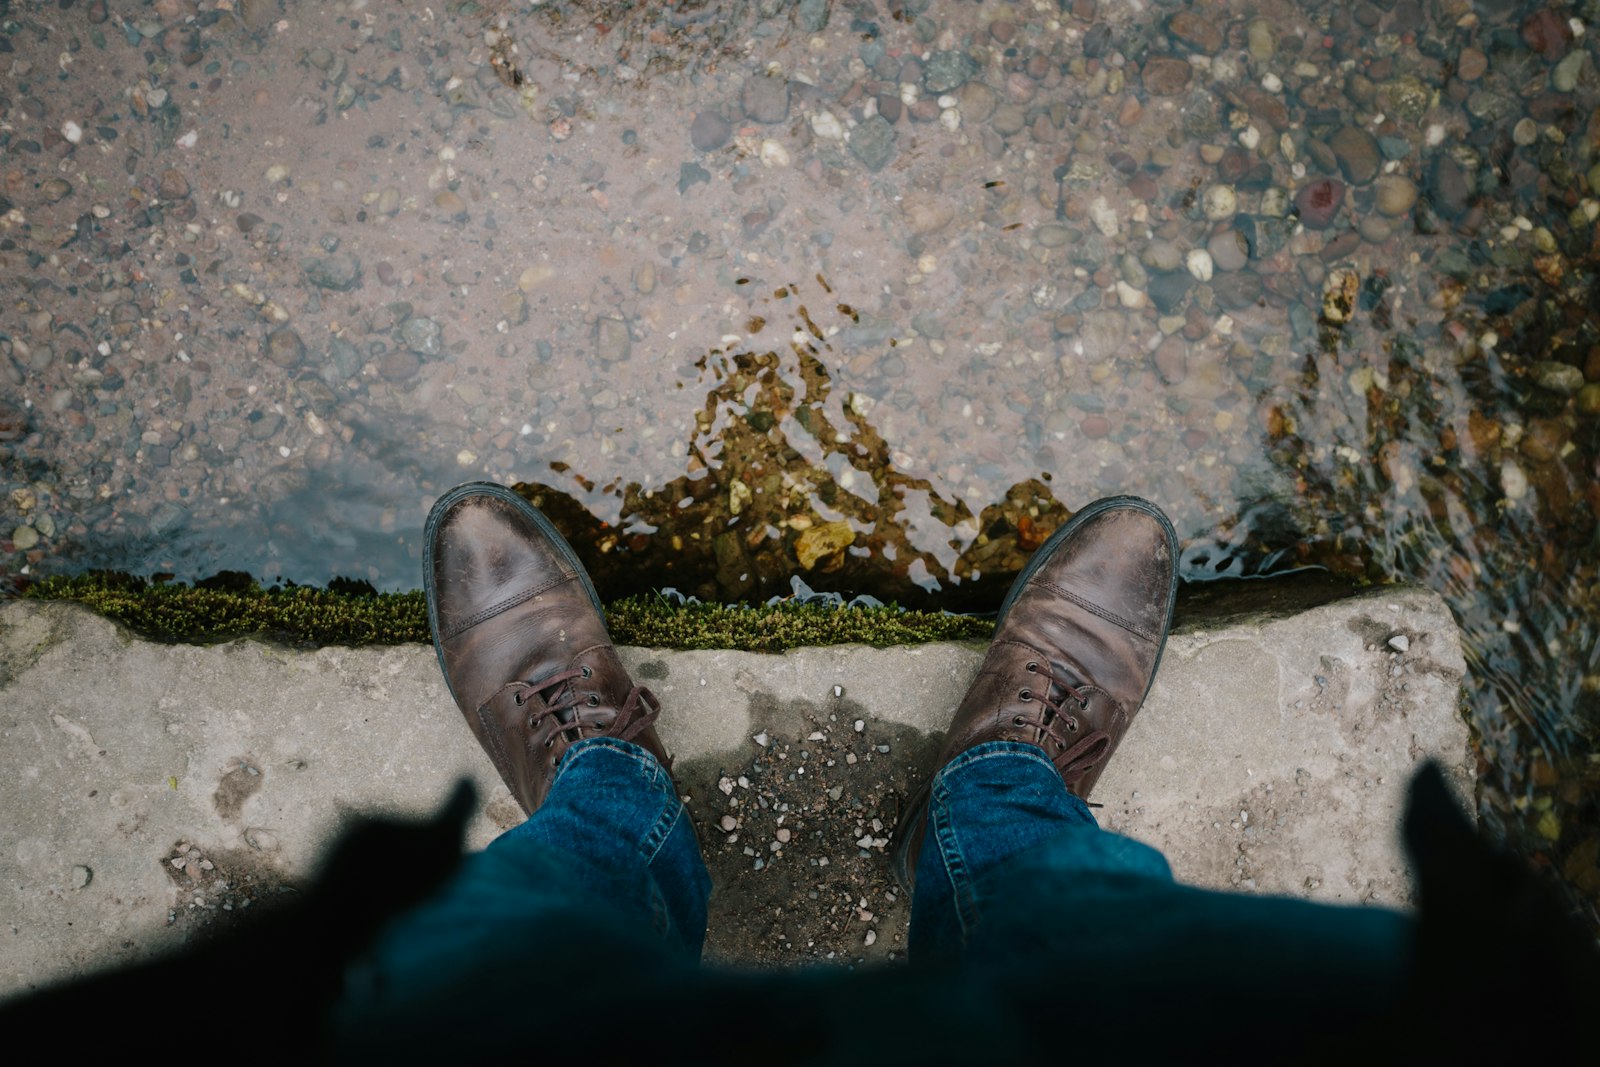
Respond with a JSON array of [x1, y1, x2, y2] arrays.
[[742, 75, 791, 124], [1211, 271, 1263, 311], [158, 169, 190, 200], [1427, 156, 1472, 220], [1532, 362, 1584, 396], [1167, 12, 1222, 54], [903, 194, 956, 236], [236, 213, 264, 234], [1553, 50, 1586, 93], [41, 178, 73, 203], [1207, 229, 1250, 272], [1521, 8, 1573, 61], [12, 525, 41, 550], [1246, 18, 1275, 60], [328, 337, 361, 379], [1154, 334, 1188, 384], [848, 115, 897, 172], [1359, 216, 1394, 244], [302, 254, 362, 291], [991, 104, 1027, 136], [500, 291, 527, 325], [1140, 240, 1183, 273], [1329, 127, 1381, 185], [1320, 230, 1362, 262], [797, 0, 831, 32], [1373, 175, 1418, 217], [596, 316, 632, 363], [248, 412, 284, 441], [1147, 270, 1193, 314], [957, 82, 998, 123], [1141, 55, 1192, 96], [691, 110, 732, 152], [1378, 77, 1431, 125], [401, 316, 442, 357], [378, 349, 421, 381], [923, 50, 979, 94], [264, 327, 305, 369], [1083, 23, 1113, 59], [1036, 223, 1073, 248], [1295, 179, 1345, 230]]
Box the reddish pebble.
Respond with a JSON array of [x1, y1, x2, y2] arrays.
[[1294, 178, 1345, 229], [1081, 414, 1112, 439], [1182, 428, 1210, 450], [1521, 9, 1572, 60]]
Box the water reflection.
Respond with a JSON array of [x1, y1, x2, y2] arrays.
[[0, 0, 1596, 920]]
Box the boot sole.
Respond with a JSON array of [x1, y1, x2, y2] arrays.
[[890, 495, 1181, 891], [422, 481, 608, 710]]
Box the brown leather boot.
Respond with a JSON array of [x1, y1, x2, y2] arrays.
[[423, 482, 672, 815], [892, 495, 1179, 889]]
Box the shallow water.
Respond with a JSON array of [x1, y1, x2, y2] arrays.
[[1, 0, 1596, 921]]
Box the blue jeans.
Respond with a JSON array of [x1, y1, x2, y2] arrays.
[[336, 738, 1412, 1058]]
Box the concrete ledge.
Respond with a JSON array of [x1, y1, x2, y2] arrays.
[[0, 586, 1469, 992]]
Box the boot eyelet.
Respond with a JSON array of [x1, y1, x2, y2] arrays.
[[580, 666, 591, 678], [1066, 718, 1079, 732], [1018, 688, 1032, 702], [513, 691, 525, 707], [1025, 661, 1038, 672], [544, 738, 554, 748], [1013, 715, 1027, 728], [527, 713, 540, 730], [586, 694, 600, 706]]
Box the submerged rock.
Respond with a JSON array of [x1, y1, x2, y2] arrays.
[[1295, 179, 1345, 229], [302, 254, 363, 291], [401, 316, 442, 357], [848, 115, 896, 171]]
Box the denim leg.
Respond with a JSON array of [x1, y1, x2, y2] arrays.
[[334, 738, 710, 1052], [911, 740, 1171, 959], [910, 740, 1411, 1006]]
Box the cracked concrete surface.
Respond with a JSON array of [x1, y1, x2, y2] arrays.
[[0, 585, 1469, 994]]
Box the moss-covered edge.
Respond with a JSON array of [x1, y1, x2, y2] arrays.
[[22, 573, 994, 652]]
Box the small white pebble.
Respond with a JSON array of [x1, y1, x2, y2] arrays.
[[62, 120, 83, 143], [1388, 634, 1410, 653], [759, 139, 789, 168]]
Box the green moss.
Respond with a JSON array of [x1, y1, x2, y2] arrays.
[[25, 573, 992, 651], [607, 596, 992, 652]]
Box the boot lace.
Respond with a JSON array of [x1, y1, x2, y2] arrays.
[[1010, 660, 1112, 785], [484, 666, 662, 758]]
